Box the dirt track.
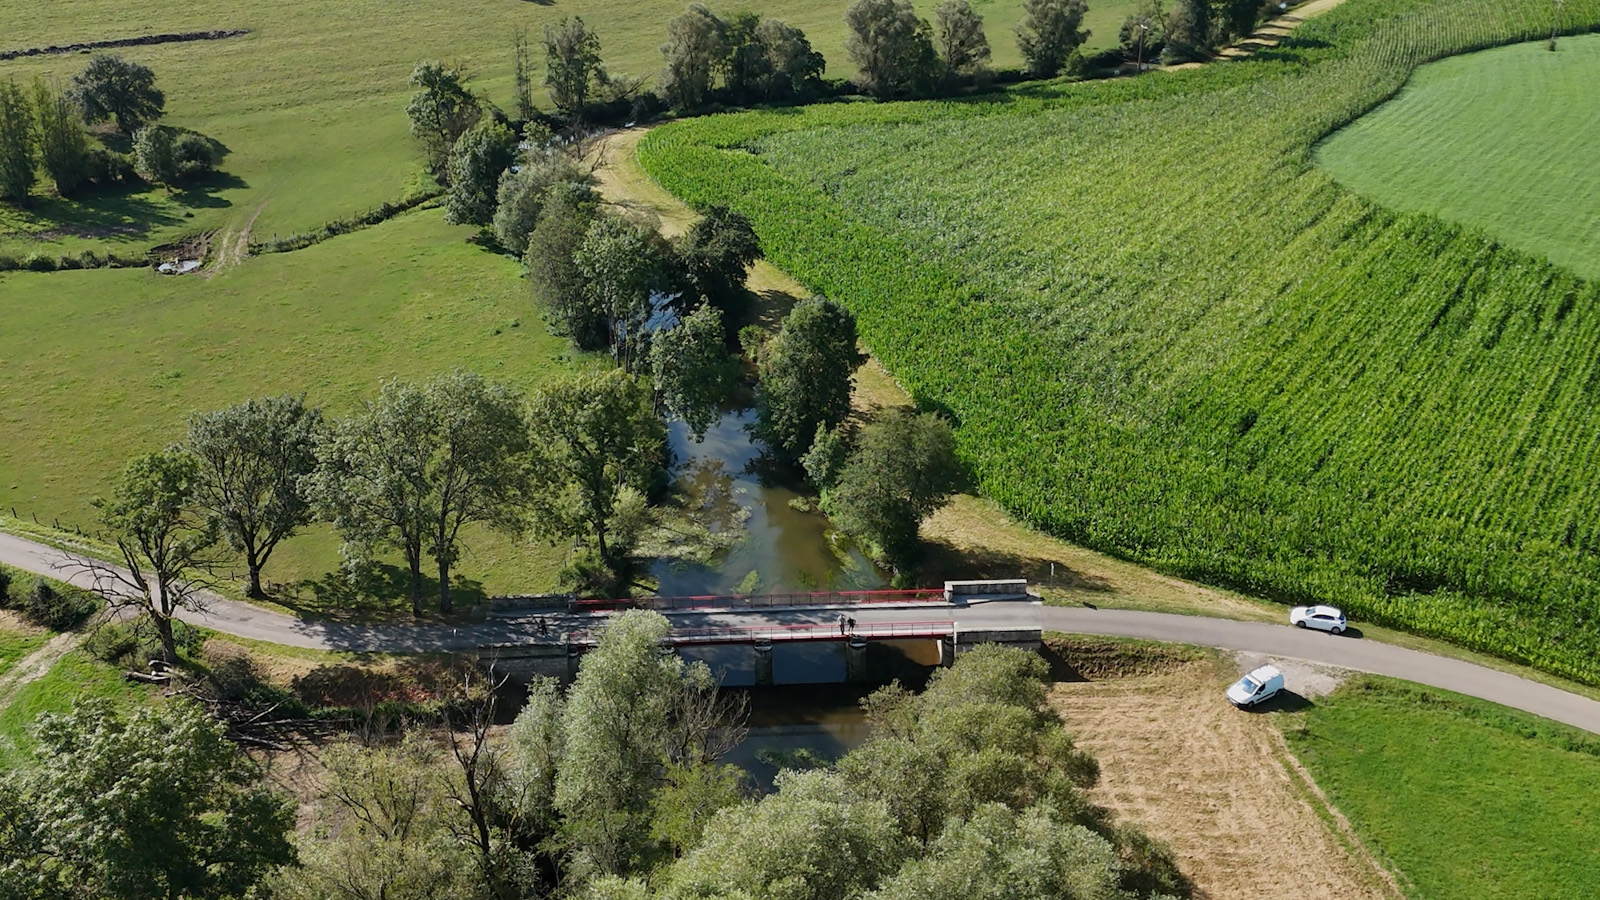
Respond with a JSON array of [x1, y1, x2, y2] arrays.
[[1053, 663, 1399, 900]]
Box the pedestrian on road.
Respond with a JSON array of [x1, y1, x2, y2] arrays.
[[847, 616, 857, 633], [838, 614, 847, 636]]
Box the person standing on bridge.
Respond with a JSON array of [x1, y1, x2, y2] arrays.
[[838, 614, 848, 636], [847, 616, 857, 634]]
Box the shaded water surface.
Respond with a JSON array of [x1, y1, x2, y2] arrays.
[[652, 409, 886, 595]]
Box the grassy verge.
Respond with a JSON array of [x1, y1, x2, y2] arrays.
[[0, 649, 151, 767], [1285, 677, 1600, 900]]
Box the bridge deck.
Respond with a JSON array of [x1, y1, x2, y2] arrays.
[[557, 620, 958, 648]]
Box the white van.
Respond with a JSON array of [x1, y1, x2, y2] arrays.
[[1227, 664, 1285, 708]]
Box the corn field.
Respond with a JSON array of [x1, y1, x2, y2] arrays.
[[640, 0, 1600, 683]]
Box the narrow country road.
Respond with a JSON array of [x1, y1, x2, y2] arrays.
[[3, 530, 1598, 734]]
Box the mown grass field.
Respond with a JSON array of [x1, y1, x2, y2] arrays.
[[0, 0, 1135, 256], [1317, 36, 1600, 278], [639, 0, 1600, 683], [0, 209, 592, 594], [1287, 678, 1600, 900]]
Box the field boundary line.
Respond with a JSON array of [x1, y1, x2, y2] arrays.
[[0, 30, 250, 62], [1272, 728, 1409, 900]]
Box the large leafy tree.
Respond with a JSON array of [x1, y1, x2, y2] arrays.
[[1216, 0, 1262, 41], [0, 701, 295, 900], [443, 117, 518, 226], [90, 450, 219, 662], [492, 142, 582, 256], [1016, 0, 1089, 78], [526, 180, 605, 348], [0, 79, 36, 203], [755, 18, 826, 100], [525, 370, 665, 572], [651, 303, 738, 442], [675, 205, 763, 326], [544, 17, 604, 117], [826, 410, 961, 576], [31, 78, 91, 197], [575, 214, 677, 372], [405, 61, 482, 179], [844, 0, 939, 98], [71, 54, 164, 133], [186, 394, 322, 600], [660, 4, 727, 112], [309, 372, 529, 615], [1162, 0, 1213, 63], [753, 296, 865, 461], [935, 0, 992, 82]]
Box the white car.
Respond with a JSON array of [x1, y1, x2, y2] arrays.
[[1227, 664, 1284, 708], [1290, 604, 1347, 635]]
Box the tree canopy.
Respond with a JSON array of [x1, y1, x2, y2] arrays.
[[71, 54, 164, 133], [754, 296, 864, 461], [845, 0, 940, 99], [545, 17, 605, 117], [1016, 0, 1090, 78], [651, 303, 738, 442], [0, 701, 295, 900], [444, 117, 518, 226], [825, 410, 962, 577], [405, 61, 482, 179]]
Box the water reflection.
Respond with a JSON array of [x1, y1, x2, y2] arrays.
[[653, 409, 886, 595]]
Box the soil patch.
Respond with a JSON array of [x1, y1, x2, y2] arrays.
[[1051, 660, 1396, 900]]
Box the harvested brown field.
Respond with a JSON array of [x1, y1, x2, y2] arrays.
[[1052, 656, 1399, 900]]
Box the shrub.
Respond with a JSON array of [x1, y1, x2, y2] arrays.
[[17, 578, 98, 630], [85, 146, 134, 183], [86, 616, 201, 667], [0, 566, 12, 606], [172, 131, 216, 179], [23, 253, 57, 272]]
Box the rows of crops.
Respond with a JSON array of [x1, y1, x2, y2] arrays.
[[639, 0, 1600, 684]]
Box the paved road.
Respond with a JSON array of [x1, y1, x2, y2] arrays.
[[4, 530, 1598, 734]]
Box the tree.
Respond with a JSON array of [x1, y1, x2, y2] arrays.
[[756, 19, 827, 100], [406, 61, 482, 180], [845, 0, 940, 99], [527, 180, 606, 349], [186, 394, 322, 600], [444, 117, 518, 226], [525, 370, 665, 575], [801, 421, 851, 490], [826, 410, 961, 575], [676, 205, 763, 325], [0, 79, 35, 204], [556, 610, 684, 874], [545, 17, 604, 118], [1216, 0, 1261, 42], [0, 701, 295, 900], [720, 10, 768, 102], [935, 0, 992, 82], [132, 124, 178, 187], [277, 734, 480, 900], [514, 27, 537, 122], [868, 804, 1130, 900], [1119, 1, 1166, 68], [652, 303, 738, 442], [664, 769, 912, 900], [754, 296, 865, 461], [492, 139, 581, 255], [90, 450, 219, 662], [70, 54, 164, 133], [660, 4, 727, 112], [1016, 0, 1089, 78], [1162, 0, 1212, 63], [31, 79, 91, 197], [308, 372, 529, 615], [575, 213, 677, 372]]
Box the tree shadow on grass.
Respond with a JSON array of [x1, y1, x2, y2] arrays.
[[275, 563, 489, 624], [170, 171, 248, 210], [2, 183, 184, 243]]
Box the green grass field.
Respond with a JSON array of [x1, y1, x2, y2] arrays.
[[638, 0, 1600, 683], [0, 0, 1135, 256], [0, 208, 593, 594], [1317, 36, 1600, 278], [0, 649, 155, 768], [1287, 679, 1600, 900]]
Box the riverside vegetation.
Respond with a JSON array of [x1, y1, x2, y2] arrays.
[[639, 0, 1600, 684]]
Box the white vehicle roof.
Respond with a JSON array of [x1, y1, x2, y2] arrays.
[[1246, 664, 1282, 681], [1306, 605, 1344, 617]]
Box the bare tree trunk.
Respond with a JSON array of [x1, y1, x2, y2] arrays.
[[409, 556, 424, 618], [438, 558, 453, 614], [246, 560, 265, 600], [153, 612, 178, 664]]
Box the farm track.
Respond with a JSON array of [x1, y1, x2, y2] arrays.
[[0, 631, 81, 715]]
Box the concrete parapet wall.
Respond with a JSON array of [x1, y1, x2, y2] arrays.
[[478, 643, 575, 683], [944, 579, 1031, 602]]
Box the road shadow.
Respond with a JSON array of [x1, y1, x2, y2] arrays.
[[1334, 625, 1365, 639]]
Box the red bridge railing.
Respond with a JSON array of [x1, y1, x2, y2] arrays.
[[573, 588, 947, 613], [561, 620, 956, 647]]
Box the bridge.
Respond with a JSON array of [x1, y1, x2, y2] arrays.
[[479, 580, 1043, 685]]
